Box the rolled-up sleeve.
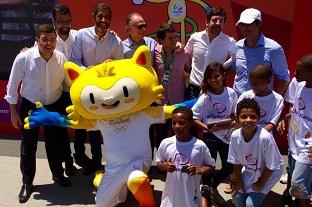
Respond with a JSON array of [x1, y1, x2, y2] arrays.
[[4, 54, 24, 104]]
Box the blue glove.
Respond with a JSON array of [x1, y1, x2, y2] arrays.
[[24, 102, 73, 129]]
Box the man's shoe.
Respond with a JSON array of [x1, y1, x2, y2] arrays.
[[18, 184, 33, 203], [208, 187, 226, 206], [73, 153, 91, 167], [65, 165, 77, 177], [52, 175, 71, 187]]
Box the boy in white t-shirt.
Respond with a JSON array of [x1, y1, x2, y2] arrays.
[[238, 64, 284, 133], [285, 55, 312, 207], [156, 107, 215, 207], [228, 98, 283, 207]]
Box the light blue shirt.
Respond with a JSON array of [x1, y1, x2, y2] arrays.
[[123, 36, 158, 65], [70, 26, 124, 67], [233, 34, 289, 96]]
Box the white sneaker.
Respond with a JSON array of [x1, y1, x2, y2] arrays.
[[280, 173, 288, 184]]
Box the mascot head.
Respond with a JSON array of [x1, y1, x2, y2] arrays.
[[63, 45, 163, 120]]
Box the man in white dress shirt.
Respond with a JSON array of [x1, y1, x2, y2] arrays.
[[184, 7, 236, 99], [5, 24, 71, 204]]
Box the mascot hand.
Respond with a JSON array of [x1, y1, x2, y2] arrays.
[[24, 102, 75, 129], [65, 105, 96, 129], [152, 85, 164, 105]]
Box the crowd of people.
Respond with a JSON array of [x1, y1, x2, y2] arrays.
[[3, 2, 312, 207]]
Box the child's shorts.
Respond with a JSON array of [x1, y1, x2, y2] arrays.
[[289, 160, 312, 199]]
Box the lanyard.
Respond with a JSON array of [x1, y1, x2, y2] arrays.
[[161, 49, 175, 86]]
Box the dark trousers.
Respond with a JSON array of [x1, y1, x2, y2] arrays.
[[58, 92, 74, 167], [73, 129, 102, 167], [20, 97, 69, 184], [62, 92, 103, 167], [202, 132, 233, 188]]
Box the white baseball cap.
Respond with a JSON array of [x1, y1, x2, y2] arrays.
[[236, 8, 262, 26]]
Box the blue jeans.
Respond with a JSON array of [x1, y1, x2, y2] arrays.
[[232, 191, 266, 207], [289, 160, 312, 199]]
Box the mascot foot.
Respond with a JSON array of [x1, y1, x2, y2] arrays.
[[127, 170, 156, 207]]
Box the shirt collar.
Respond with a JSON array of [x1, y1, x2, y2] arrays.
[[92, 26, 110, 40], [34, 46, 55, 60], [127, 37, 146, 47], [241, 33, 265, 47]]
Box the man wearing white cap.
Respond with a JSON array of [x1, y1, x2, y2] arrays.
[[233, 8, 289, 96]]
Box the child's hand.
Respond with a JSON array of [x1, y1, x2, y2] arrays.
[[186, 165, 197, 175], [252, 180, 264, 192], [165, 161, 176, 173]]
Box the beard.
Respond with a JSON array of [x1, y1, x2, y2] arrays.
[[210, 25, 221, 36], [58, 27, 70, 36]]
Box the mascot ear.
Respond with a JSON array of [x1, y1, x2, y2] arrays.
[[132, 45, 152, 67], [64, 61, 85, 87]]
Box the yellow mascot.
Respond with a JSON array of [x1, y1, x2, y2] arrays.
[[25, 46, 195, 207]]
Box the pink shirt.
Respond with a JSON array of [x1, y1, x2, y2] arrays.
[[155, 45, 191, 104]]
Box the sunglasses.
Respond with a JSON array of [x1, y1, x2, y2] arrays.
[[136, 24, 148, 29]]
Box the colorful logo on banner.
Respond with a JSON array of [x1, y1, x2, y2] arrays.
[[132, 0, 211, 44]]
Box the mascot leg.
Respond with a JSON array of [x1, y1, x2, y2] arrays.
[[127, 170, 156, 207]]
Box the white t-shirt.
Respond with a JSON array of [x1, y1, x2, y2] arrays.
[[227, 127, 283, 194], [284, 77, 300, 104], [192, 87, 238, 144], [238, 90, 284, 127], [288, 82, 312, 165], [156, 136, 215, 207], [93, 107, 165, 175], [184, 31, 236, 86]]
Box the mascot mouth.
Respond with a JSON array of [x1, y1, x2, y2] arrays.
[[101, 100, 120, 109]]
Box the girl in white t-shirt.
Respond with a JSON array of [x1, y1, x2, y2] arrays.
[[228, 98, 283, 207], [192, 62, 237, 206]]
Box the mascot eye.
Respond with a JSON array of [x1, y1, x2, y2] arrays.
[[123, 86, 129, 97], [89, 93, 95, 104]]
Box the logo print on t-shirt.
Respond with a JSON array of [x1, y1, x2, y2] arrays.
[[298, 97, 305, 110], [173, 152, 189, 170], [246, 154, 257, 165], [213, 103, 226, 113]]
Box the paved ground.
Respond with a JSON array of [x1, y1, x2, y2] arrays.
[[0, 134, 290, 207]]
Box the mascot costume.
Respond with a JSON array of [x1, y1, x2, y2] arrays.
[[24, 45, 195, 207]]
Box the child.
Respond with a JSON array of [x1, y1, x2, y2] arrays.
[[191, 62, 237, 205], [228, 98, 283, 207], [277, 77, 298, 207], [286, 54, 312, 207], [156, 107, 215, 207], [238, 64, 284, 133]]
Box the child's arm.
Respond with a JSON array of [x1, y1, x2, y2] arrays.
[[252, 167, 273, 192], [232, 164, 245, 192], [277, 101, 293, 134], [157, 161, 176, 173]]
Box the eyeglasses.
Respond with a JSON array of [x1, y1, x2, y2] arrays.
[[136, 24, 148, 29]]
